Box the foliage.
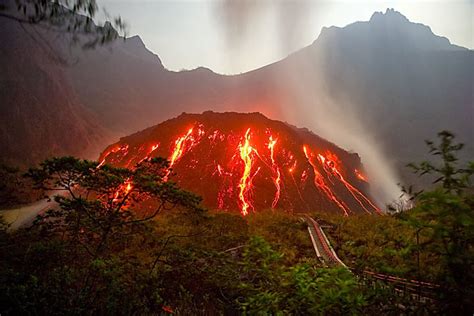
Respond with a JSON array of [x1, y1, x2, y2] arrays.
[[0, 156, 203, 314], [25, 156, 203, 257], [318, 213, 439, 280], [247, 210, 314, 263], [1, 132, 472, 315], [404, 131, 474, 313], [0, 0, 126, 49], [319, 131, 473, 314], [0, 164, 24, 208], [0, 163, 42, 208], [236, 237, 398, 315]]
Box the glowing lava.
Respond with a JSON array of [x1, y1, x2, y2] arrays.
[[170, 128, 194, 169], [238, 128, 255, 216], [164, 128, 198, 181], [317, 153, 381, 214], [98, 113, 383, 215], [303, 146, 351, 216], [112, 179, 133, 202], [98, 145, 129, 168], [355, 169, 367, 182], [268, 136, 281, 209]]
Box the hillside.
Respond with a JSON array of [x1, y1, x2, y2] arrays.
[[0, 8, 472, 198], [0, 19, 110, 166], [99, 111, 380, 215]]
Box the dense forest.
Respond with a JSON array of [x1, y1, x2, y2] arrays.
[[0, 131, 472, 314]]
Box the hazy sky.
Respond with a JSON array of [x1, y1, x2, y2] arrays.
[[98, 0, 473, 74]]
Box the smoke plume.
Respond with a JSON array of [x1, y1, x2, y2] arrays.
[[214, 0, 403, 208]]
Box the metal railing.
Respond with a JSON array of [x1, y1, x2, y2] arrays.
[[304, 215, 440, 302]]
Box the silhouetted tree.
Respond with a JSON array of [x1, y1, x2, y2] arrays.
[[26, 156, 203, 257], [0, 0, 126, 48]]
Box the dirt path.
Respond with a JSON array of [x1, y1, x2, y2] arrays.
[[1, 197, 59, 230]]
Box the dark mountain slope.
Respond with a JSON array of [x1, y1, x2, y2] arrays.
[[0, 19, 110, 166], [0, 8, 471, 198], [295, 9, 473, 162], [99, 111, 380, 215]]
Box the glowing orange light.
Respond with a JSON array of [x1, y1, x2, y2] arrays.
[[170, 128, 193, 168], [100, 121, 381, 216], [317, 152, 381, 214], [268, 136, 281, 209], [125, 182, 132, 193], [238, 128, 255, 216], [112, 179, 133, 202], [217, 164, 224, 176], [97, 145, 128, 168], [355, 169, 368, 182], [164, 128, 197, 181], [303, 146, 350, 216]]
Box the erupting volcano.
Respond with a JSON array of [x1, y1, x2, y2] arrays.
[[99, 112, 381, 215]]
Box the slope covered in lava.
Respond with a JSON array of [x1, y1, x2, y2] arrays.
[[99, 112, 381, 215]]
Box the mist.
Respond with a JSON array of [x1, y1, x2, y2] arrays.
[[214, 0, 403, 207], [280, 67, 403, 206]]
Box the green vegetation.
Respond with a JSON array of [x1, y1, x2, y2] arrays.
[[0, 131, 472, 314], [318, 131, 474, 314]]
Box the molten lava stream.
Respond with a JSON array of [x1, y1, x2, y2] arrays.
[[169, 128, 194, 168], [288, 163, 309, 211], [112, 179, 133, 202], [97, 145, 128, 168], [317, 154, 382, 214], [355, 169, 368, 182], [238, 128, 256, 216], [268, 136, 281, 209], [338, 178, 382, 214], [164, 128, 195, 181], [303, 146, 350, 216]]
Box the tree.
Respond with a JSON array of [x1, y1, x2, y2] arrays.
[[0, 164, 23, 207], [26, 156, 203, 257], [236, 236, 394, 314], [0, 0, 126, 48], [0, 163, 42, 208], [405, 131, 474, 313], [0, 156, 204, 314]]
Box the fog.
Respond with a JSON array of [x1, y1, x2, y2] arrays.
[[214, 0, 404, 207]]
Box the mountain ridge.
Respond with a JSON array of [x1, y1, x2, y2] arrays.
[[0, 7, 472, 204], [99, 111, 378, 215]]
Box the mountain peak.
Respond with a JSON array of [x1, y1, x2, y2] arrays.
[[120, 35, 164, 67], [370, 8, 409, 23], [313, 8, 466, 52]]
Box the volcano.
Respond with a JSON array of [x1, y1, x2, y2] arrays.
[[99, 112, 381, 216]]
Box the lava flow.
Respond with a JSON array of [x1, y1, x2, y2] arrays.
[[317, 153, 382, 214], [164, 127, 199, 181], [268, 136, 281, 209], [98, 112, 382, 215], [169, 128, 194, 168], [303, 146, 351, 216], [355, 169, 368, 182], [238, 128, 255, 215]]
